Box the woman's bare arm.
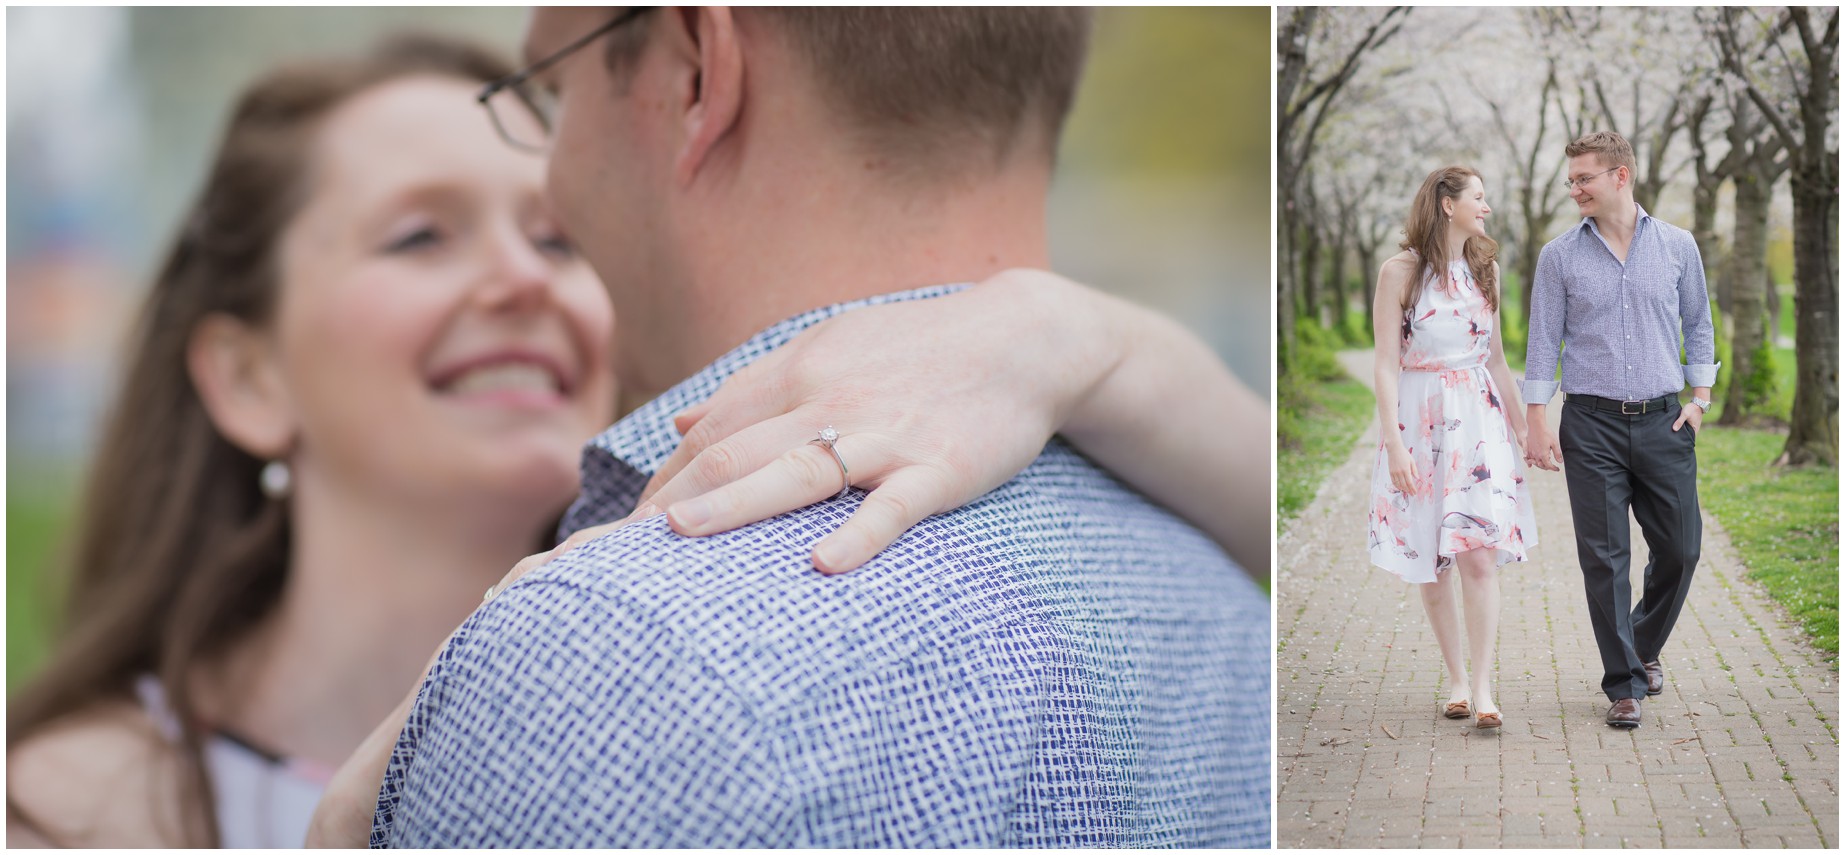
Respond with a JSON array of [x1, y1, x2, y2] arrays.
[[6, 704, 188, 847], [1374, 255, 1422, 496], [1373, 256, 1411, 441]]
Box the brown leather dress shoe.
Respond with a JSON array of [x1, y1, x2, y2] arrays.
[[1606, 697, 1642, 728], [1643, 660, 1664, 695]]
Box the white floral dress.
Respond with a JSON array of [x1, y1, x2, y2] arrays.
[[1368, 259, 1536, 583]]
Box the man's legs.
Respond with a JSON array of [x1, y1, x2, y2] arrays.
[[1559, 403, 1650, 701], [1628, 405, 1701, 665]]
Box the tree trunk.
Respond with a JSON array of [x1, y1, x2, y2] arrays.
[[1780, 164, 1840, 465], [1358, 238, 1381, 339], [1691, 177, 1724, 315], [1517, 224, 1543, 333], [1273, 9, 1310, 373], [1718, 173, 1773, 424], [1299, 220, 1323, 327], [1278, 178, 1298, 371], [1327, 241, 1349, 332]]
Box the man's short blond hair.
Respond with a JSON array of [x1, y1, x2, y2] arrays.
[[1565, 131, 1637, 176], [606, 9, 1093, 175]]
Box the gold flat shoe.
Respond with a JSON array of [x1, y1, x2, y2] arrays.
[[1474, 710, 1503, 729], [1442, 699, 1471, 719]]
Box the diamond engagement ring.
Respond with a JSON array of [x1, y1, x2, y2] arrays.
[[809, 425, 851, 500]]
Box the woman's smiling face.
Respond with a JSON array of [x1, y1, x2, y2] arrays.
[[270, 74, 616, 514], [1447, 175, 1491, 239]]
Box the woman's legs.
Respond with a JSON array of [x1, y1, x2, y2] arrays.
[[1418, 570, 1470, 704], [1455, 547, 1502, 715]]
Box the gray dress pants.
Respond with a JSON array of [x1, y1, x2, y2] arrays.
[[1558, 396, 1702, 701]]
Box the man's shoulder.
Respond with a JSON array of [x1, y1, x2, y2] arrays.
[[1540, 222, 1591, 254], [1645, 216, 1698, 250], [385, 443, 1266, 846], [500, 441, 1253, 696]]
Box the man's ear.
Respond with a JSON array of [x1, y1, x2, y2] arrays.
[[672, 6, 743, 186], [188, 313, 296, 460]]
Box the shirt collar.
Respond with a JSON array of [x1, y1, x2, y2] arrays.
[[1578, 202, 1651, 240], [567, 284, 973, 522]]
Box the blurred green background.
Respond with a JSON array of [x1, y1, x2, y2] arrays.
[[6, 7, 1270, 687]]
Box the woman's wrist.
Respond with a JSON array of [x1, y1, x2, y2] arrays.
[[981, 269, 1124, 433]]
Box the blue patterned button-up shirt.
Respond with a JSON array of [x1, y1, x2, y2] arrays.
[[1524, 205, 1719, 403], [370, 285, 1272, 848]]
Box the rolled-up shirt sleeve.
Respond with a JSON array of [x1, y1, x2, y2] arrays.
[[1522, 243, 1565, 404], [1677, 234, 1720, 388]]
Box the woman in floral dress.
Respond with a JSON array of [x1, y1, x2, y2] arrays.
[[1368, 166, 1537, 729]]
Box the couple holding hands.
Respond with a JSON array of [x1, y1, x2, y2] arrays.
[[1368, 132, 1714, 733]]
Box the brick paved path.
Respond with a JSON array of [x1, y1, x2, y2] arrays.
[[1277, 351, 1838, 848]]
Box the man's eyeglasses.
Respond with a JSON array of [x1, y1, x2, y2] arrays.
[[477, 7, 656, 153], [1561, 166, 1620, 191]]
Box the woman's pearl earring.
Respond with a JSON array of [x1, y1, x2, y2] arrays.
[[260, 459, 292, 500]]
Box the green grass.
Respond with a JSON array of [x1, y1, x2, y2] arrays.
[[1277, 372, 1374, 531], [1697, 425, 1839, 662], [8, 488, 76, 689]]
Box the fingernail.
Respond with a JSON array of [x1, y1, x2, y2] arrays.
[[669, 499, 710, 530], [634, 502, 662, 519], [813, 541, 848, 574]]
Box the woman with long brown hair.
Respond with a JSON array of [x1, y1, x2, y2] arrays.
[[5, 34, 620, 847], [1367, 166, 1536, 729], [8, 31, 1264, 847]]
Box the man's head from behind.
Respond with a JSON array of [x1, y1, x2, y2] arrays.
[[521, 7, 1092, 395], [1563, 131, 1637, 221]]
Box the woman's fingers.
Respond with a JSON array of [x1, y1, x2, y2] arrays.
[[643, 355, 799, 498], [485, 521, 627, 603], [1390, 461, 1417, 495], [672, 400, 715, 436], [645, 413, 828, 511], [558, 520, 626, 555], [811, 469, 944, 575], [493, 550, 554, 601], [666, 434, 876, 537]]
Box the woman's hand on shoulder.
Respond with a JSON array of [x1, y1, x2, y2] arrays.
[[525, 268, 1260, 578], [624, 268, 1108, 574]]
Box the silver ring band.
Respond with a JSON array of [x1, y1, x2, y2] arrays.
[[808, 426, 850, 500]]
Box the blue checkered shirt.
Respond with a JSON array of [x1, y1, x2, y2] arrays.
[[369, 285, 1271, 847], [1524, 205, 1719, 403]]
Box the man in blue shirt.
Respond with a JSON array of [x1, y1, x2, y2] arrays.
[[368, 8, 1268, 846], [1524, 132, 1718, 729]]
